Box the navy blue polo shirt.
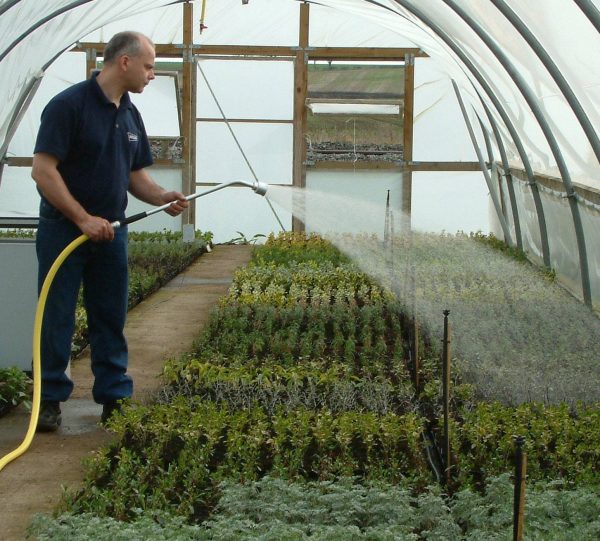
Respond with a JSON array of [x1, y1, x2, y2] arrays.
[[34, 72, 153, 222]]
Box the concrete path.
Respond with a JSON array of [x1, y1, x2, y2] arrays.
[[0, 245, 252, 540]]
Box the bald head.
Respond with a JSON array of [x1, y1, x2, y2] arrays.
[[103, 31, 154, 64]]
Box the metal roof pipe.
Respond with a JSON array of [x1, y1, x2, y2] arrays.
[[451, 80, 513, 246], [0, 1, 95, 63], [479, 117, 494, 169], [574, 0, 600, 34], [442, 0, 592, 306], [0, 0, 21, 18], [388, 0, 550, 267], [478, 95, 523, 251], [491, 0, 600, 166], [1, 46, 70, 172], [0, 74, 42, 152]]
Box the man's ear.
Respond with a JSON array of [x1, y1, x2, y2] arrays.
[[118, 54, 129, 71]]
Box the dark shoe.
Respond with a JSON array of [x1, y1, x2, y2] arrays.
[[37, 400, 61, 432], [101, 399, 124, 425]]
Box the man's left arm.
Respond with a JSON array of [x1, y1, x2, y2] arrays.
[[128, 168, 188, 216]]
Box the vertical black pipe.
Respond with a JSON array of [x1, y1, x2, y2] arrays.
[[442, 309, 452, 487], [411, 267, 420, 392], [513, 436, 527, 541]]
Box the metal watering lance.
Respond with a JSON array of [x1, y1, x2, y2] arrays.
[[0, 179, 268, 472]]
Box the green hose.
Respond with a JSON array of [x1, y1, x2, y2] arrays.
[[0, 234, 89, 472]]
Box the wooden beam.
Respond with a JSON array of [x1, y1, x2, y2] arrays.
[[406, 161, 486, 172], [86, 47, 97, 78], [308, 47, 428, 61], [73, 42, 428, 61], [73, 42, 296, 58], [292, 2, 309, 233], [402, 53, 415, 232], [197, 117, 293, 124], [309, 161, 402, 171], [181, 1, 195, 226], [511, 166, 600, 207], [4, 157, 33, 166]]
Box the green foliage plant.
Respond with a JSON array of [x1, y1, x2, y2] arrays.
[[0, 366, 31, 416], [64, 399, 431, 521], [31, 475, 600, 540], [454, 401, 600, 487]]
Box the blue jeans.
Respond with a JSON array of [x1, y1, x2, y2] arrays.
[[36, 199, 132, 404]]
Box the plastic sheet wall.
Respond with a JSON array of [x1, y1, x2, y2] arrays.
[[491, 167, 600, 308]]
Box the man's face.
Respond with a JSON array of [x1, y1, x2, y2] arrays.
[[123, 38, 156, 93]]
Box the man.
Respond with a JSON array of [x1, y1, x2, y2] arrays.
[[31, 31, 188, 431]]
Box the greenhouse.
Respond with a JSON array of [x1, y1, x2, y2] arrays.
[[0, 1, 599, 539]]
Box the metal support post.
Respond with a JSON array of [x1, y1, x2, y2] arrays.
[[452, 80, 513, 246]]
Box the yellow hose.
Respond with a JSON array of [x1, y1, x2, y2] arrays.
[[0, 233, 89, 472], [200, 0, 208, 31]]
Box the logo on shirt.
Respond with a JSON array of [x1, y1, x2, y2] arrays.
[[127, 132, 139, 142]]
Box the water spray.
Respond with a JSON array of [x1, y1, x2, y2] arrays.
[[0, 180, 267, 473]]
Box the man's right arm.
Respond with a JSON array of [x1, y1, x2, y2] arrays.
[[32, 152, 114, 242]]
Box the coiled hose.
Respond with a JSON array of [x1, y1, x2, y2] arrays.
[[0, 234, 89, 472]]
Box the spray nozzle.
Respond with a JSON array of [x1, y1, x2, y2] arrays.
[[252, 181, 268, 196]]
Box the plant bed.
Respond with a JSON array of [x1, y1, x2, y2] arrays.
[[39, 232, 600, 537]]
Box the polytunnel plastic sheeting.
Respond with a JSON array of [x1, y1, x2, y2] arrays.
[[454, 1, 600, 187], [316, 0, 600, 189], [413, 58, 478, 162], [7, 52, 86, 157], [195, 186, 289, 244], [538, 192, 582, 296], [196, 59, 294, 121], [82, 3, 185, 45], [581, 205, 600, 307], [196, 122, 294, 185], [490, 171, 600, 305], [305, 169, 404, 239], [0, 0, 180, 151], [510, 181, 545, 264], [1, 0, 599, 193], [411, 171, 490, 234], [130, 74, 180, 137], [0, 165, 37, 217]]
